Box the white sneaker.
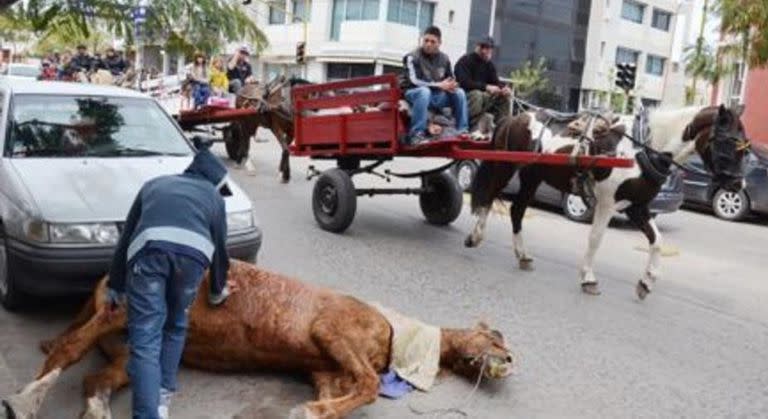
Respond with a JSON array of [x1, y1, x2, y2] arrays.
[[158, 388, 173, 419]]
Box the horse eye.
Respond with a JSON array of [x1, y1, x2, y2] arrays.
[[490, 329, 503, 340]]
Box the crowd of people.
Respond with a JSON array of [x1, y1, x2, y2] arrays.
[[183, 44, 254, 109], [39, 44, 130, 82]]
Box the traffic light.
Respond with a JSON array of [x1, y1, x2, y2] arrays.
[[615, 62, 637, 92], [296, 41, 306, 65]]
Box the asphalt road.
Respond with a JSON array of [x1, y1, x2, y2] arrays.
[[2, 139, 767, 419]]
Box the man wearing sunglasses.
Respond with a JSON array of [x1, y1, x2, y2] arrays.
[[401, 26, 469, 145], [106, 141, 237, 419], [455, 36, 512, 130]]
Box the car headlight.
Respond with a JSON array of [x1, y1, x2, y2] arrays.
[[227, 210, 254, 232], [49, 223, 120, 245]]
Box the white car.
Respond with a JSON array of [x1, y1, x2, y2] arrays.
[[0, 63, 39, 81], [0, 80, 262, 310]]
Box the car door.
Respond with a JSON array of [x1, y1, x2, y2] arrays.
[[682, 155, 711, 205]]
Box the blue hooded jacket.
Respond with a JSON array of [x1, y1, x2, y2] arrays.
[[107, 148, 230, 302]]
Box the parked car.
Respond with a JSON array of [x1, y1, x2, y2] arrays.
[[0, 63, 39, 81], [682, 146, 768, 221], [0, 79, 262, 310], [453, 159, 684, 222]]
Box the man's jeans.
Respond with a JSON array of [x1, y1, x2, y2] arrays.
[[126, 249, 206, 419], [405, 86, 469, 136]]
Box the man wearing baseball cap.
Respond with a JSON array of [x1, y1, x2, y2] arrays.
[[227, 45, 255, 93], [454, 36, 512, 129]]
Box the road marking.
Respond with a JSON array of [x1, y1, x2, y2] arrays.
[[633, 244, 680, 257]]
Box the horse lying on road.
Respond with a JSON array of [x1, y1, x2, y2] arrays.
[[2, 260, 514, 419]]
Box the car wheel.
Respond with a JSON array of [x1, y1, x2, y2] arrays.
[[562, 193, 594, 223], [712, 189, 750, 221], [420, 171, 463, 226], [455, 160, 478, 192], [0, 232, 24, 311]]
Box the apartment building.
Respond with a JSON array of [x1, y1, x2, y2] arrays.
[[244, 0, 471, 83], [580, 0, 682, 110], [712, 57, 768, 146]]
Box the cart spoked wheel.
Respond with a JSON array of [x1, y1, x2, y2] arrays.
[[420, 171, 463, 225], [312, 169, 357, 233]]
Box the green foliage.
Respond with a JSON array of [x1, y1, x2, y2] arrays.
[[683, 43, 732, 84], [1, 1, 268, 56], [509, 57, 549, 99], [715, 0, 768, 67]]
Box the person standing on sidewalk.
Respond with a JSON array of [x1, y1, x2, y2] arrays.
[[454, 36, 512, 129], [107, 142, 237, 419]]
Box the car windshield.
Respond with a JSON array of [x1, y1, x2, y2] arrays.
[[9, 65, 39, 78], [7, 94, 193, 158]]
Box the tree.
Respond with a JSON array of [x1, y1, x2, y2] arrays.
[[509, 57, 549, 99], [715, 0, 768, 67], [1, 1, 268, 56]]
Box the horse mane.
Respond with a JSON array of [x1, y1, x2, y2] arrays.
[[647, 105, 709, 152]]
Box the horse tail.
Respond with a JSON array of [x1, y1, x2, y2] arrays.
[[470, 114, 533, 214]]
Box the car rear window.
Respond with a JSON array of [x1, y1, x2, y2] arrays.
[[6, 94, 193, 158]]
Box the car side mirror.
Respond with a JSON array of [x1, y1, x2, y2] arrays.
[[190, 134, 217, 150]]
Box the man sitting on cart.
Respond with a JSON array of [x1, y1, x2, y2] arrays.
[[401, 26, 469, 145], [227, 45, 255, 94], [454, 36, 512, 130]]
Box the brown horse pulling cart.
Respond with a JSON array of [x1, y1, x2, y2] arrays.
[[290, 74, 635, 233]]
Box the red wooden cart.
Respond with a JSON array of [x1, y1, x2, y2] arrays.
[[287, 74, 634, 233]]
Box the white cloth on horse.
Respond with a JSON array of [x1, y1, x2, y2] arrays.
[[371, 303, 441, 391]]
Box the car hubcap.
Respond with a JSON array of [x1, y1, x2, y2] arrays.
[[0, 243, 7, 297], [319, 184, 338, 216], [458, 165, 473, 190], [717, 192, 743, 217], [567, 194, 588, 217]]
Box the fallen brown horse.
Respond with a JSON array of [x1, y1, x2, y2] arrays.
[[2, 260, 514, 419]]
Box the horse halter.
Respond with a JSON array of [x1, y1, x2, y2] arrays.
[[690, 111, 751, 179]]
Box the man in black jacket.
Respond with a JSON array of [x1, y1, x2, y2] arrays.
[[70, 44, 94, 74], [454, 36, 512, 128], [401, 26, 468, 145]]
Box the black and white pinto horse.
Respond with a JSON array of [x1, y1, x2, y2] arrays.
[[465, 104, 749, 299]]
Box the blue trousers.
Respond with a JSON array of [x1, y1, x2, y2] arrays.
[[191, 82, 211, 109], [126, 249, 206, 419], [404, 86, 469, 136]]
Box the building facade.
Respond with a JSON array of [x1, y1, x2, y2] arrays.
[[245, 0, 472, 83], [712, 61, 768, 146], [468, 0, 591, 111], [580, 0, 681, 110]]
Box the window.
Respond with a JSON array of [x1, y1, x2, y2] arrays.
[[645, 54, 665, 76], [326, 63, 375, 81], [292, 0, 311, 23], [388, 0, 434, 30], [269, 1, 286, 24], [616, 46, 640, 65], [651, 9, 671, 31], [729, 62, 745, 103], [382, 64, 402, 75], [331, 0, 380, 40], [621, 0, 645, 23]]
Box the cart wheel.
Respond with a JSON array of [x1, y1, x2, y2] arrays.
[[420, 171, 463, 225], [312, 169, 357, 233]]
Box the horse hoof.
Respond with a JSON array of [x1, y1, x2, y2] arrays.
[[581, 282, 601, 295], [2, 400, 18, 419], [636, 281, 651, 300], [518, 258, 534, 271], [464, 236, 477, 248]]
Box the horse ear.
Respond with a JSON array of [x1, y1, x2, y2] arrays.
[[476, 321, 490, 330]]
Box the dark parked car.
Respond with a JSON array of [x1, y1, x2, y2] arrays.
[[683, 146, 768, 221], [453, 159, 684, 222]]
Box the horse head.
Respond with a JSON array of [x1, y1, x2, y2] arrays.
[[445, 322, 514, 380], [685, 104, 750, 192]]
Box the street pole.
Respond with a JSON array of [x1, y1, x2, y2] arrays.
[[690, 0, 709, 104], [303, 0, 308, 79]]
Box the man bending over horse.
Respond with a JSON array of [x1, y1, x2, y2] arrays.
[[454, 36, 512, 129], [106, 142, 236, 418], [400, 26, 469, 145]]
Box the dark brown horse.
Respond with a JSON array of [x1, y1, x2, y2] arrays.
[[465, 104, 749, 299], [226, 76, 308, 182]]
